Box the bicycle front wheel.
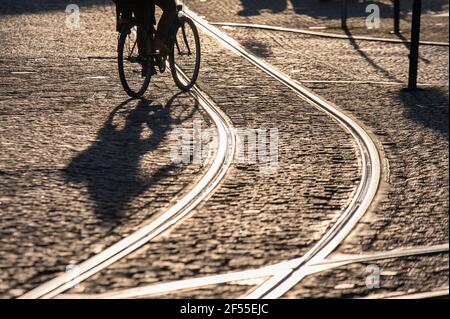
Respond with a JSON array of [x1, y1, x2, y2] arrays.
[[118, 25, 152, 98], [170, 16, 201, 92]]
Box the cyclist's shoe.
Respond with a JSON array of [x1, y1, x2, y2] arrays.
[[151, 65, 157, 76], [154, 38, 170, 57], [157, 55, 166, 73]]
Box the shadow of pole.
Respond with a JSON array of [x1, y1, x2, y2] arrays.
[[234, 0, 448, 21], [342, 26, 402, 82], [1, 0, 447, 18], [398, 87, 449, 139]]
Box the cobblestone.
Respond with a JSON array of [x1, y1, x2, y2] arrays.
[[0, 3, 214, 297], [224, 25, 448, 253], [189, 0, 449, 42], [285, 254, 449, 298], [216, 9, 448, 298], [64, 5, 360, 295]]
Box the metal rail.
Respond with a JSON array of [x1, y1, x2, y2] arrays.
[[57, 244, 448, 299], [183, 8, 382, 299], [21, 7, 443, 299], [211, 22, 449, 47], [20, 75, 236, 299]]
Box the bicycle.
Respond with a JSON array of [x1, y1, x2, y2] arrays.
[[115, 0, 201, 98]]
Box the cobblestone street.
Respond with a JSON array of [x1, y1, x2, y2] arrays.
[[0, 0, 448, 301]]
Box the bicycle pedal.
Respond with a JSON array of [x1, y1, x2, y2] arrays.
[[157, 56, 166, 73], [158, 63, 166, 74]]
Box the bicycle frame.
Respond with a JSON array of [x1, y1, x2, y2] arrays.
[[115, 0, 200, 97], [115, 0, 156, 33]]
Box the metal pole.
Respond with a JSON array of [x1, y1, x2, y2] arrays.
[[408, 0, 422, 90], [341, 0, 348, 29], [393, 0, 400, 34]]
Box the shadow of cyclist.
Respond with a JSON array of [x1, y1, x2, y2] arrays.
[[63, 93, 197, 224]]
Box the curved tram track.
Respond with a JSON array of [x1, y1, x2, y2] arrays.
[[184, 9, 381, 299], [183, 11, 447, 299], [20, 76, 237, 299], [212, 22, 450, 47]]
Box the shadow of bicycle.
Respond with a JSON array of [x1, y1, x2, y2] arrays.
[[63, 93, 197, 224]]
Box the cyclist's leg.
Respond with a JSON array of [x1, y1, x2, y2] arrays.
[[134, 1, 153, 56], [133, 1, 155, 76], [154, 0, 177, 53], [115, 0, 133, 32]]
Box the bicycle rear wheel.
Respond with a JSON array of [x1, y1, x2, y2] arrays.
[[170, 16, 201, 92], [118, 25, 152, 98]]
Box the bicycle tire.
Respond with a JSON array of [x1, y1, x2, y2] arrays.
[[118, 25, 152, 98], [169, 16, 201, 92]]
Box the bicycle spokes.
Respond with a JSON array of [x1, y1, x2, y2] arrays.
[[126, 28, 138, 59], [175, 22, 197, 73], [178, 24, 192, 56]]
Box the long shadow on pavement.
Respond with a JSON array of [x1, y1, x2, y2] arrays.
[[237, 0, 448, 19], [63, 94, 196, 224], [343, 26, 401, 82], [0, 0, 113, 16], [398, 87, 449, 139], [2, 0, 447, 18]]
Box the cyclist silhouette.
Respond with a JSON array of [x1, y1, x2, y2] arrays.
[[114, 0, 177, 54]]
